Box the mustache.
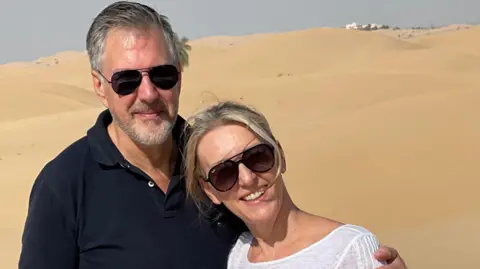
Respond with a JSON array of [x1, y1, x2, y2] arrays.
[[130, 101, 167, 114]]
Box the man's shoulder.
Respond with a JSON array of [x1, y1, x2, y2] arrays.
[[45, 135, 91, 171], [37, 135, 92, 189]]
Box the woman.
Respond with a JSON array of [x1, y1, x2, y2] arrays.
[[183, 101, 386, 268]]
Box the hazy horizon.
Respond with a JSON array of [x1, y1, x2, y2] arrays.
[[1, 0, 479, 64]]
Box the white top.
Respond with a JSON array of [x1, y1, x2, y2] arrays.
[[227, 224, 385, 269]]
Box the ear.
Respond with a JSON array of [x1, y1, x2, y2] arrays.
[[198, 178, 222, 205], [91, 70, 108, 107], [276, 140, 287, 173]]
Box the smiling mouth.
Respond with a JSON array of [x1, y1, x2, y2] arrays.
[[241, 189, 266, 201]]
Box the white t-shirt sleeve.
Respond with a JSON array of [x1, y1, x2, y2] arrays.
[[335, 232, 386, 269]]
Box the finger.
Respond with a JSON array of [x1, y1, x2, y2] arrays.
[[376, 259, 408, 269], [374, 245, 398, 263], [375, 248, 407, 269]]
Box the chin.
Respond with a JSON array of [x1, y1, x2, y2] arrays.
[[235, 199, 282, 225], [127, 124, 171, 145], [244, 211, 277, 225], [138, 117, 172, 131]]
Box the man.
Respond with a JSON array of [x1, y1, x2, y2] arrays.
[[18, 1, 407, 269]]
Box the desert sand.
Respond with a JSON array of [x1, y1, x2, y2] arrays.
[[1, 25, 480, 268]]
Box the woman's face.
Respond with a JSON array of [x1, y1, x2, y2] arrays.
[[196, 123, 286, 225]]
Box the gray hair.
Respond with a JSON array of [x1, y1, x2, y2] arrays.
[[86, 1, 180, 71], [183, 101, 284, 215]]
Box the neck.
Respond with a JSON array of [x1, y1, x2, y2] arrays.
[[108, 122, 175, 173], [246, 186, 303, 251]]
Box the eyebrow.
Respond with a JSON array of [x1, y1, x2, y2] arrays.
[[111, 61, 176, 74], [209, 141, 260, 168]]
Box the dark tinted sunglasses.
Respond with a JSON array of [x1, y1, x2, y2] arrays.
[[204, 143, 275, 192], [98, 64, 179, 95]]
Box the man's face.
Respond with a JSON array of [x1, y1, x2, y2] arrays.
[[93, 27, 181, 146]]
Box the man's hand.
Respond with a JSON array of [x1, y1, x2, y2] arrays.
[[374, 245, 408, 269]]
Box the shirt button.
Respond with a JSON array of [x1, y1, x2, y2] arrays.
[[148, 181, 155, 188]]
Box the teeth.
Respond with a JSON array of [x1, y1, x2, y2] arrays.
[[244, 191, 264, 201]]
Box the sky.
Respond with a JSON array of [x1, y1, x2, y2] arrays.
[[1, 0, 479, 64]]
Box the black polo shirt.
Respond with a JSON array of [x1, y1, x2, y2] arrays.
[[18, 109, 246, 269]]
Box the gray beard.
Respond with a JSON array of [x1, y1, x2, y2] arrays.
[[111, 112, 177, 146]]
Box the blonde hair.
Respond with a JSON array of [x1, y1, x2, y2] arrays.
[[183, 101, 284, 215]]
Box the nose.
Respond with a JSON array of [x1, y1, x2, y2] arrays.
[[237, 163, 257, 187], [136, 72, 159, 103]]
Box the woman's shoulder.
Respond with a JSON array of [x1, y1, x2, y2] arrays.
[[333, 224, 378, 236], [305, 223, 383, 267], [305, 216, 377, 243], [329, 224, 385, 268], [301, 217, 380, 253], [323, 224, 380, 245]]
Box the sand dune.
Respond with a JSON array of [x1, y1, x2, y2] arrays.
[[1, 25, 480, 269], [0, 80, 101, 122], [188, 28, 429, 81]]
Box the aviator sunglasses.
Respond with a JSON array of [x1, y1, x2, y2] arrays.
[[204, 143, 276, 192], [97, 64, 179, 95]]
